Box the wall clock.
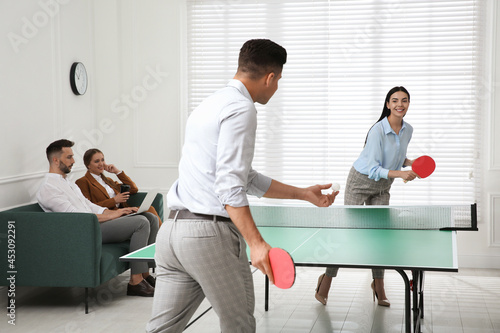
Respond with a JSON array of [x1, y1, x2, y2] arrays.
[[70, 62, 88, 95]]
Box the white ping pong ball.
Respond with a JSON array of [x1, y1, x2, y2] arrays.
[[331, 183, 341, 192]]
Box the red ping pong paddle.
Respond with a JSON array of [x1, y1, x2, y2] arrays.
[[405, 155, 436, 183], [268, 248, 296, 289]]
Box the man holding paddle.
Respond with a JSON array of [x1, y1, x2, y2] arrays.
[[147, 39, 337, 333]]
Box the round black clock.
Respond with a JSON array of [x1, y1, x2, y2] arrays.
[[70, 62, 88, 95]]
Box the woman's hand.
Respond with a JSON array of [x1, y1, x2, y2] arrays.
[[97, 207, 138, 222], [117, 207, 138, 216], [400, 170, 418, 182], [403, 158, 415, 167], [104, 163, 121, 174], [114, 192, 130, 204]]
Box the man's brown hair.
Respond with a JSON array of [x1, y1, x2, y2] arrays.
[[237, 39, 287, 79], [46, 139, 74, 162]]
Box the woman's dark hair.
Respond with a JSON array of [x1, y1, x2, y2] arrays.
[[364, 86, 410, 145], [83, 148, 103, 168]]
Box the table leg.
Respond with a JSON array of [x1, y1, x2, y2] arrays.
[[265, 275, 269, 311], [85, 287, 89, 314], [420, 271, 425, 319], [396, 269, 411, 333], [411, 270, 425, 333], [184, 306, 213, 330], [412, 271, 419, 332]]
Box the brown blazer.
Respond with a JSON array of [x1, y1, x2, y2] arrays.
[[75, 171, 161, 224], [76, 171, 138, 209]]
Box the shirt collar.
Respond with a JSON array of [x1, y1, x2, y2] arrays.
[[227, 79, 253, 103], [381, 116, 406, 135], [90, 172, 102, 182], [47, 172, 66, 180]]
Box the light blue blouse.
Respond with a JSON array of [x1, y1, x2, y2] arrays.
[[353, 117, 413, 181]]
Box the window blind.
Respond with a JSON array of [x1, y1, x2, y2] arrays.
[[186, 0, 484, 206]]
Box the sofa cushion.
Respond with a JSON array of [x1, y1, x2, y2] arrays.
[[7, 203, 44, 213], [100, 242, 130, 284]]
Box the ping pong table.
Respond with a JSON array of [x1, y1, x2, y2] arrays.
[[120, 204, 477, 333]]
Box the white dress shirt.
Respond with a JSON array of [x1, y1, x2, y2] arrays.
[[37, 173, 106, 214], [90, 172, 120, 208], [90, 172, 116, 199], [167, 79, 272, 217]]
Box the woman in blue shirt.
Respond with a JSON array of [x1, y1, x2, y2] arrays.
[[315, 86, 418, 307]]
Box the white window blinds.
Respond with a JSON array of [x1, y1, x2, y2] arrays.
[[186, 0, 484, 206]]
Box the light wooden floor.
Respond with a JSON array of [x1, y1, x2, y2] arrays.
[[1, 267, 499, 332]]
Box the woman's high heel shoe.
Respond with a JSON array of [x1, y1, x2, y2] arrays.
[[315, 273, 328, 305], [371, 280, 390, 307]]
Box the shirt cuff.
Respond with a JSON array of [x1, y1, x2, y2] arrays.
[[247, 173, 272, 198], [96, 207, 107, 214], [218, 187, 250, 208], [379, 168, 390, 180]]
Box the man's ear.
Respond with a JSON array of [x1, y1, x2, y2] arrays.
[[264, 72, 275, 87]]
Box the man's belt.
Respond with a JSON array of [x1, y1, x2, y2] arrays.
[[168, 210, 232, 222]]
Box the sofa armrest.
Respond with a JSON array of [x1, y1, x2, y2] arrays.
[[128, 192, 164, 221], [0, 211, 102, 288]]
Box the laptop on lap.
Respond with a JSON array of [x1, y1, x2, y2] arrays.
[[125, 191, 158, 217]]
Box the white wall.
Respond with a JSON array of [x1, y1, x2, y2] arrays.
[[464, 0, 500, 269], [0, 0, 181, 209], [91, 0, 181, 192], [0, 0, 499, 269]]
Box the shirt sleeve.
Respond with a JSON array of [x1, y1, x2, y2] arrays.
[[247, 167, 272, 197], [75, 185, 106, 214], [37, 182, 82, 213], [403, 124, 414, 168], [214, 101, 258, 208], [37, 181, 106, 214], [364, 126, 390, 181], [117, 172, 139, 194]]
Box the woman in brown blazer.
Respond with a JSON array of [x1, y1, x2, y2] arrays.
[[75, 148, 161, 222], [75, 148, 161, 296]]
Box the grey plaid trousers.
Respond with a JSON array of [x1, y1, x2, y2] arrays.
[[325, 166, 394, 278], [147, 216, 255, 333]]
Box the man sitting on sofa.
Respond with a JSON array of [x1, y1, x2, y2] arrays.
[[37, 139, 159, 297]]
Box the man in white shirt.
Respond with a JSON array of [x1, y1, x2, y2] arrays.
[[147, 39, 338, 333], [37, 139, 158, 297]]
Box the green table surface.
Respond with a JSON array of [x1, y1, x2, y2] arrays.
[[257, 227, 457, 271], [121, 227, 457, 272]]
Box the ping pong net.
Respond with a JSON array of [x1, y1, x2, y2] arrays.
[[250, 204, 477, 231]]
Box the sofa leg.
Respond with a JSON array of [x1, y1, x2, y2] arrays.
[[85, 288, 89, 314]]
